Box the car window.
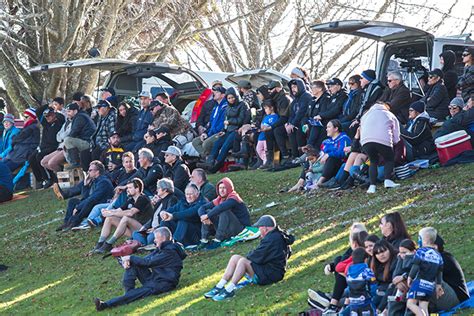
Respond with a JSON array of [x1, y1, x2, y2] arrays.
[[161, 72, 195, 84]]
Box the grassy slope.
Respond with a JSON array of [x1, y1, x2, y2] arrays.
[[0, 163, 473, 315]]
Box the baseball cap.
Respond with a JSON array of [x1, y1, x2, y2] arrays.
[[253, 215, 276, 228], [268, 80, 283, 90], [138, 91, 151, 98], [326, 78, 343, 86], [162, 145, 182, 157], [428, 69, 443, 79], [43, 107, 56, 116], [97, 100, 112, 108], [100, 87, 116, 96], [66, 103, 80, 111]]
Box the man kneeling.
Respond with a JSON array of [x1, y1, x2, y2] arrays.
[[94, 227, 186, 310], [204, 215, 294, 301]]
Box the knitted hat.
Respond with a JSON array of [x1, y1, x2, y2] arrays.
[[361, 69, 376, 82], [449, 97, 465, 109], [2, 113, 15, 124], [409, 101, 425, 113], [24, 107, 37, 120]]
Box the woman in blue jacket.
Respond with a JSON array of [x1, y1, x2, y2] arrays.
[[0, 114, 20, 159]]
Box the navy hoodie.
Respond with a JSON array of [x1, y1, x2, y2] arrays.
[[288, 78, 313, 127]]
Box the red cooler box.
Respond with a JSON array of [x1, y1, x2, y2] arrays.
[[435, 130, 472, 165]]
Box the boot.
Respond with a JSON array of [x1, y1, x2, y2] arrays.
[[250, 157, 263, 170], [196, 156, 215, 170], [339, 176, 355, 190], [231, 139, 250, 159], [259, 151, 274, 170], [352, 171, 370, 188]]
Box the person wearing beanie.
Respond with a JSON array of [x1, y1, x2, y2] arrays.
[[1, 107, 40, 172], [421, 69, 450, 121], [379, 71, 412, 124], [290, 66, 310, 86], [400, 100, 435, 161], [434, 96, 474, 142], [457, 47, 474, 102], [439, 50, 459, 100], [0, 114, 20, 159], [352, 69, 385, 126]]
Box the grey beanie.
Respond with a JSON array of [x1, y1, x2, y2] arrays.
[[157, 178, 174, 193], [450, 97, 465, 109]]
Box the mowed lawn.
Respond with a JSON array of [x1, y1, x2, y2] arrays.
[[0, 163, 473, 315]]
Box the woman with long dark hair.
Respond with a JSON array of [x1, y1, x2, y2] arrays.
[[379, 212, 411, 249], [116, 101, 138, 149], [370, 240, 397, 313]]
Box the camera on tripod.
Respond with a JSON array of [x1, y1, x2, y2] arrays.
[[399, 59, 423, 70]]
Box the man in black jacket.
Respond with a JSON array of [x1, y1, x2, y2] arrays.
[[203, 215, 294, 301], [352, 69, 385, 126], [263, 80, 292, 167], [63, 103, 96, 168], [380, 71, 412, 124], [94, 227, 186, 310], [422, 69, 450, 121], [303, 81, 332, 149], [28, 106, 65, 188], [162, 146, 190, 192]]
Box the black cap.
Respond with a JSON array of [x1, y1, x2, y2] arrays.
[[326, 78, 343, 86], [154, 126, 170, 135], [66, 103, 80, 111], [97, 99, 112, 108], [268, 80, 283, 90], [428, 68, 443, 79], [110, 130, 120, 137], [100, 87, 116, 96], [43, 107, 56, 116], [149, 100, 165, 110], [237, 80, 252, 89], [212, 86, 226, 94]]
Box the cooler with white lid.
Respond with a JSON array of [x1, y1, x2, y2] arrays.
[[434, 130, 472, 165]]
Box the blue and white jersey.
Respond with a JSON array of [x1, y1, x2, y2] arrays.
[[413, 247, 443, 283]]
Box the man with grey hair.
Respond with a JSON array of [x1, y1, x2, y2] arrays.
[[132, 178, 179, 245], [133, 148, 163, 195], [190, 168, 217, 202], [204, 215, 294, 301], [380, 70, 412, 124], [94, 226, 186, 310]]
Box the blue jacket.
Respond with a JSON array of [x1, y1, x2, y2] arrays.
[[198, 199, 251, 227], [288, 78, 313, 127], [133, 108, 154, 142], [247, 227, 294, 285], [76, 174, 114, 211], [258, 113, 279, 141], [207, 99, 228, 136], [129, 240, 186, 289], [0, 126, 20, 159], [322, 132, 351, 159], [0, 162, 13, 193], [168, 195, 207, 223]]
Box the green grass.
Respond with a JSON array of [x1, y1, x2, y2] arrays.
[[0, 163, 473, 315]]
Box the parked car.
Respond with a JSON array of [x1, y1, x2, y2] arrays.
[[311, 20, 474, 95], [28, 59, 208, 113]]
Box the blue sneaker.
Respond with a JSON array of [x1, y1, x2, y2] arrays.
[[212, 289, 235, 301], [204, 286, 223, 299], [205, 240, 221, 250]]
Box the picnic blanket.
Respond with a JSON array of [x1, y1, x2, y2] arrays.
[[220, 226, 261, 247], [0, 193, 28, 204]]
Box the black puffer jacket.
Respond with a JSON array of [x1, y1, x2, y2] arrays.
[[36, 105, 65, 153], [162, 159, 190, 192], [400, 112, 435, 159], [271, 89, 292, 127], [247, 226, 295, 285], [129, 240, 186, 290], [224, 87, 249, 132], [304, 92, 332, 124], [320, 89, 347, 124], [440, 50, 459, 101], [356, 80, 385, 120], [422, 81, 450, 121], [69, 110, 96, 141]]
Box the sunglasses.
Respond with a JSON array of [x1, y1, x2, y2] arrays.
[[449, 106, 460, 110], [462, 53, 471, 57], [428, 75, 438, 79]]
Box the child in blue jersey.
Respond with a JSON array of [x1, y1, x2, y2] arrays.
[[346, 247, 376, 316], [256, 100, 279, 165], [407, 227, 444, 316]]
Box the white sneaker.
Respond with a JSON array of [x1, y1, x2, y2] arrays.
[[71, 224, 90, 231], [367, 185, 376, 194], [384, 179, 400, 188]]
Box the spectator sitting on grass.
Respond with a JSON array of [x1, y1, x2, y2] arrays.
[[307, 222, 367, 312], [203, 215, 294, 301], [379, 212, 411, 250], [197, 177, 250, 250], [90, 178, 154, 254], [0, 114, 20, 160], [0, 162, 13, 203], [55, 160, 114, 232], [190, 168, 217, 202], [159, 183, 207, 246], [94, 227, 186, 310], [132, 178, 180, 246]]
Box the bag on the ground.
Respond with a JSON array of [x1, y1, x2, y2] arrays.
[[394, 164, 418, 180]]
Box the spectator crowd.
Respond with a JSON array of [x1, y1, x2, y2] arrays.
[[0, 46, 472, 313]]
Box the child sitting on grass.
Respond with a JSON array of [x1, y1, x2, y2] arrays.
[[406, 227, 444, 316], [345, 247, 376, 315]]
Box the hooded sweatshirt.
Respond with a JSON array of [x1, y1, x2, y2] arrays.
[[288, 78, 313, 127], [360, 103, 400, 147], [440, 50, 459, 101], [224, 87, 249, 132]]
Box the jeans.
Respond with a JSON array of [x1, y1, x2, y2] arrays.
[[132, 231, 155, 245], [80, 202, 114, 226], [161, 219, 201, 246], [64, 197, 97, 227], [210, 131, 237, 163]]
